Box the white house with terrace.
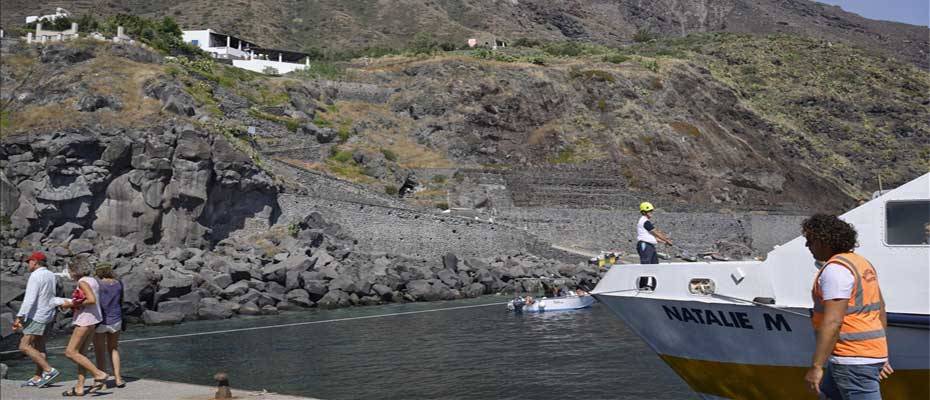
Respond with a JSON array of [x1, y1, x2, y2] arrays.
[[182, 29, 310, 75]]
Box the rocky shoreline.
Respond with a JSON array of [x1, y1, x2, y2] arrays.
[[0, 209, 599, 346]]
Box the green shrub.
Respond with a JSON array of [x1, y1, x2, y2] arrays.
[[569, 68, 616, 82], [26, 16, 74, 31], [313, 116, 332, 127], [410, 32, 438, 55], [525, 55, 547, 65], [543, 42, 583, 57], [330, 150, 353, 163], [512, 38, 542, 48], [384, 185, 399, 195], [641, 59, 659, 72], [381, 148, 398, 161], [337, 126, 352, 143], [435, 202, 449, 210], [633, 27, 656, 43], [287, 222, 300, 237], [262, 66, 280, 75], [291, 62, 346, 80], [431, 174, 447, 184], [603, 54, 630, 64]]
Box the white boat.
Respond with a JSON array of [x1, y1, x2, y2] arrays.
[[507, 294, 595, 312], [593, 173, 929, 399]]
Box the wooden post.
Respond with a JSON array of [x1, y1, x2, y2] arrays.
[[214, 372, 232, 399]]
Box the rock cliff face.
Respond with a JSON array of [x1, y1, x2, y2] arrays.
[[2, 124, 279, 248]]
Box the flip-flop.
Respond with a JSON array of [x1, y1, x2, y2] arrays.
[[62, 387, 85, 397]]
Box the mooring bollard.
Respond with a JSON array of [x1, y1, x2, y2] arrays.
[[214, 372, 232, 399]]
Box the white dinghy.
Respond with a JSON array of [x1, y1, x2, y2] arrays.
[[507, 293, 595, 312]]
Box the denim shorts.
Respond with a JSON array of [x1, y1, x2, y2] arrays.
[[820, 362, 884, 400]]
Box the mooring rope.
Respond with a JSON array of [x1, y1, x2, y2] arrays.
[[0, 301, 509, 355]]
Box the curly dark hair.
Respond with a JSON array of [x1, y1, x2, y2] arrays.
[[801, 214, 858, 253]]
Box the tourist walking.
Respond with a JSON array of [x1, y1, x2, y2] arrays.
[[59, 257, 110, 396], [12, 251, 60, 387], [802, 214, 893, 399], [636, 202, 673, 264], [93, 263, 126, 388]]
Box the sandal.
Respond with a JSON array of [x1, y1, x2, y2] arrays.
[[115, 381, 126, 388], [62, 387, 85, 397], [87, 377, 108, 393]]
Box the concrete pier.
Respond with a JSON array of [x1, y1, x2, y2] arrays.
[[0, 378, 319, 400]]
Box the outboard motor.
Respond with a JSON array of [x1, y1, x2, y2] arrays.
[[510, 296, 525, 312]]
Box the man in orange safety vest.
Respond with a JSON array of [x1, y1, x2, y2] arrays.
[[802, 214, 893, 399]]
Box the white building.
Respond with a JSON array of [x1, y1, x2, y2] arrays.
[[26, 7, 70, 24], [182, 29, 311, 75], [182, 29, 255, 60]]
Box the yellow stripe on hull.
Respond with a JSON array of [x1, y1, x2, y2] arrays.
[[660, 354, 930, 400]]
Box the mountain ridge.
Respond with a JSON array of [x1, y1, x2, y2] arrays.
[[1, 0, 927, 67]]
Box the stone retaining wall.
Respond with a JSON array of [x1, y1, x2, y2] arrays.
[[278, 194, 579, 262], [493, 207, 806, 255]]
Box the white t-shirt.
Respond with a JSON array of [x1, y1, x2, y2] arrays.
[[818, 263, 888, 365], [637, 216, 657, 244]]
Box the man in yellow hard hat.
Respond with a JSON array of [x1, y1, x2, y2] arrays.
[[636, 202, 673, 264]]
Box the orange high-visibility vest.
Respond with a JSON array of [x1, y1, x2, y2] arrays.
[[811, 252, 888, 358]]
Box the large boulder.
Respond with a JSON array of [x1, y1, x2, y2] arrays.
[[0, 275, 27, 305], [221, 280, 250, 298], [156, 300, 197, 320], [442, 253, 459, 272], [317, 290, 351, 309], [48, 222, 85, 243], [142, 310, 184, 325], [404, 279, 442, 301], [197, 298, 233, 320], [0, 313, 14, 338], [301, 279, 328, 302], [68, 239, 95, 254], [436, 269, 460, 289], [463, 282, 486, 298], [286, 289, 313, 308], [238, 301, 261, 315]]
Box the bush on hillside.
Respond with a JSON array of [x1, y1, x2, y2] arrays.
[[72, 14, 203, 57], [633, 27, 656, 43]]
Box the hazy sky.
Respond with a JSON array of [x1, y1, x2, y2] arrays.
[[817, 0, 930, 26]]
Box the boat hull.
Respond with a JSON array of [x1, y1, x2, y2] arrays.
[[595, 294, 929, 400]]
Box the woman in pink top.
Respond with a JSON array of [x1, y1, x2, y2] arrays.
[[59, 258, 109, 396]]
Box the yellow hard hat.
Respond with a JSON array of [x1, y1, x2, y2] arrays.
[[639, 202, 655, 212]]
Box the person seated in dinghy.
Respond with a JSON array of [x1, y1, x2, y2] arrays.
[[575, 288, 589, 296]]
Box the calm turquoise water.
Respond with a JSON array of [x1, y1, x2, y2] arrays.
[[2, 297, 696, 399]]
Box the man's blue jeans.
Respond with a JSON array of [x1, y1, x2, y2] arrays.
[[820, 362, 884, 400]]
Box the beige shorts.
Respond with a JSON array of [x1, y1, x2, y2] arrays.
[[95, 321, 122, 334]]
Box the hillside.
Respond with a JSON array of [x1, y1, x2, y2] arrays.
[[3, 34, 927, 216], [1, 0, 927, 67]]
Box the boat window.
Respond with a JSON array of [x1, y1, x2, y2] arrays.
[[637, 276, 657, 292], [885, 201, 930, 245], [688, 278, 715, 295]]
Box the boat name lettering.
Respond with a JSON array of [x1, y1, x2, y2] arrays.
[[662, 305, 792, 332]]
